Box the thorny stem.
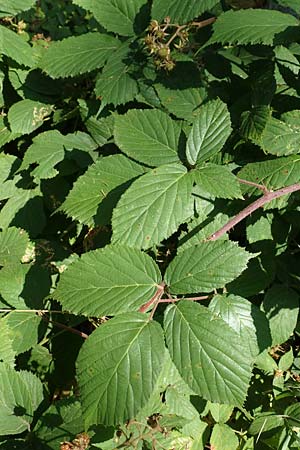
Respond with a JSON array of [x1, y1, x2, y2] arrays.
[[207, 182, 300, 241]]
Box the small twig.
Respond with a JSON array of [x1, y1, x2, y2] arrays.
[[149, 290, 164, 320], [40, 314, 88, 339], [159, 295, 209, 303], [165, 17, 216, 47], [237, 177, 269, 194], [139, 282, 165, 313], [166, 24, 186, 46], [190, 17, 216, 28], [207, 182, 300, 241]]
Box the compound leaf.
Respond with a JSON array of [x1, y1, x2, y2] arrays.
[[114, 109, 181, 166], [209, 9, 298, 46], [165, 241, 252, 294], [77, 313, 165, 425], [54, 245, 161, 316], [112, 164, 194, 249], [40, 32, 120, 78], [164, 301, 253, 405], [186, 99, 232, 165]]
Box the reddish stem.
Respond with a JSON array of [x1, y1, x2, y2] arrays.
[[139, 282, 165, 313], [159, 295, 209, 303], [40, 314, 88, 339], [207, 182, 300, 241], [237, 177, 268, 193]]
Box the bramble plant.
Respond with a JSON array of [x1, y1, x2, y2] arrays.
[[0, 0, 300, 449]]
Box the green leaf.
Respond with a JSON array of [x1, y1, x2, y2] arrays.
[[0, 364, 43, 435], [77, 313, 165, 426], [227, 253, 275, 297], [54, 245, 161, 316], [165, 241, 252, 294], [0, 117, 21, 149], [178, 212, 229, 252], [155, 84, 206, 121], [152, 0, 219, 23], [246, 212, 273, 244], [60, 154, 145, 227], [209, 9, 298, 46], [0, 321, 15, 367], [0, 188, 46, 237], [114, 109, 181, 166], [39, 32, 120, 78], [279, 348, 294, 372], [240, 106, 271, 142], [262, 284, 299, 346], [210, 424, 239, 450], [248, 412, 284, 436], [209, 294, 271, 357], [8, 100, 53, 135], [20, 130, 66, 180], [275, 45, 300, 75], [208, 402, 234, 424], [0, 0, 35, 16], [20, 130, 97, 178], [73, 0, 147, 36], [193, 164, 242, 199], [34, 398, 87, 450], [79, 103, 114, 146], [238, 155, 300, 192], [260, 116, 300, 156], [186, 99, 232, 165], [95, 44, 138, 106], [0, 227, 29, 266], [0, 25, 34, 67], [112, 164, 194, 249], [277, 0, 300, 13], [164, 301, 253, 405], [2, 312, 42, 355], [0, 154, 21, 200], [0, 263, 50, 310]]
